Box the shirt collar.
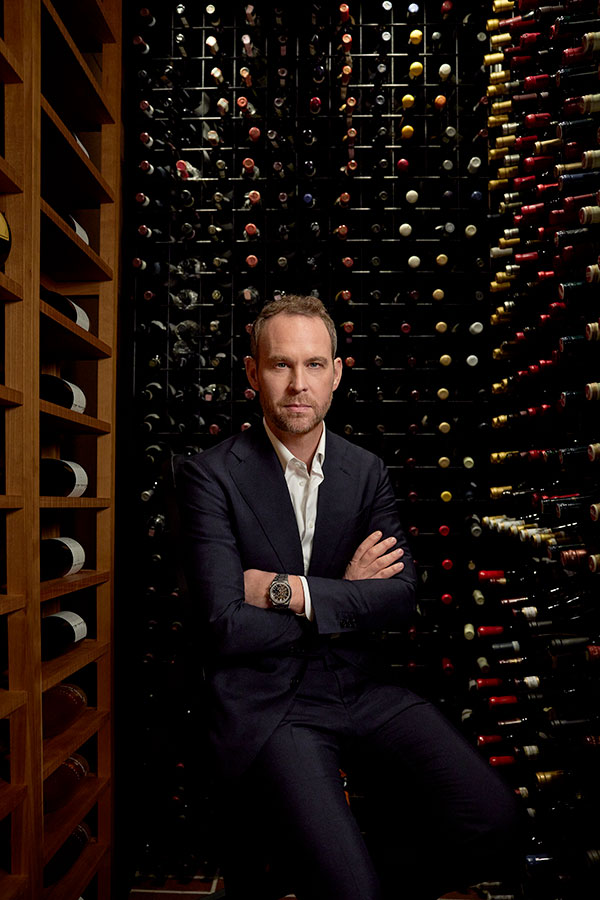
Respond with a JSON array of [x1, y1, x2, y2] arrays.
[[263, 419, 326, 473]]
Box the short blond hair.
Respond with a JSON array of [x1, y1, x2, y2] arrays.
[[250, 295, 337, 360]]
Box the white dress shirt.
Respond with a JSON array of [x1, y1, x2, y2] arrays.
[[264, 420, 326, 621]]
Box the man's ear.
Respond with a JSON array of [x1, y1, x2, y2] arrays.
[[245, 355, 259, 391], [332, 356, 343, 391]]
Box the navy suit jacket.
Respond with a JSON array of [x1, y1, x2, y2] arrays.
[[177, 425, 417, 778]]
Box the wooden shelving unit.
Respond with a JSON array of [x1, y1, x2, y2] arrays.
[[0, 0, 121, 897]]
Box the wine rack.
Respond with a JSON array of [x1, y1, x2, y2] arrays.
[[0, 0, 122, 898], [123, 1, 600, 898]]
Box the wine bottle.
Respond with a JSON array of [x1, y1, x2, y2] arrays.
[[40, 459, 88, 498], [41, 610, 87, 660], [43, 753, 90, 814], [40, 286, 90, 331], [40, 538, 86, 581], [42, 682, 88, 739], [40, 374, 86, 415], [43, 823, 92, 886]]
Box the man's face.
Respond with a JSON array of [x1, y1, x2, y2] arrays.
[[245, 314, 342, 439]]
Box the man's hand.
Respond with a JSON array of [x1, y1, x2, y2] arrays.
[[344, 531, 405, 581], [244, 569, 306, 614], [243, 569, 275, 608]]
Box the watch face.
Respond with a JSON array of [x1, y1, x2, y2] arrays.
[[270, 581, 291, 606]]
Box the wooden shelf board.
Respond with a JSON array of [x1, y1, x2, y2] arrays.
[[0, 690, 27, 719], [40, 496, 111, 509], [0, 385, 23, 407], [0, 271, 23, 303], [0, 872, 28, 900], [0, 595, 26, 616], [40, 200, 113, 282], [0, 496, 23, 509], [42, 641, 109, 693], [43, 840, 107, 900], [0, 154, 22, 194], [40, 569, 111, 603], [41, 97, 115, 206], [52, 0, 117, 45], [43, 708, 109, 779], [0, 782, 27, 821], [40, 400, 111, 435], [0, 37, 23, 84], [41, 0, 115, 130], [44, 776, 109, 863], [41, 300, 112, 360]]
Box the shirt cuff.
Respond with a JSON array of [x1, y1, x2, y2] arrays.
[[297, 576, 314, 621]]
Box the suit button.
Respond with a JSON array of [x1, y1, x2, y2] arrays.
[[290, 677, 300, 688]]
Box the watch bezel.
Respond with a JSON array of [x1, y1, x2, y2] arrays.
[[269, 574, 292, 608]]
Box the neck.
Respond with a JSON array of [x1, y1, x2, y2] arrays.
[[268, 420, 324, 471]]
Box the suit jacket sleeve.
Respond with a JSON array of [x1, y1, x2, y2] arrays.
[[306, 456, 417, 635], [177, 455, 308, 658]]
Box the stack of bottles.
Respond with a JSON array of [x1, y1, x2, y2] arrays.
[[460, 1, 600, 897]]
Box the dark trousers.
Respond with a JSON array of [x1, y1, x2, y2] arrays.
[[221, 653, 521, 900]]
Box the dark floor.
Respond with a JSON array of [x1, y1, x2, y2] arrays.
[[129, 871, 296, 899]]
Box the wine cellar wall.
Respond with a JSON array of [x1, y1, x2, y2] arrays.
[[124, 2, 600, 898], [0, 0, 122, 898]]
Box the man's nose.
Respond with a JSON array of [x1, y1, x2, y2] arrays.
[[288, 366, 307, 392]]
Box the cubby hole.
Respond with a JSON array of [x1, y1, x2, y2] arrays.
[[0, 513, 7, 590], [40, 356, 98, 420], [41, 584, 98, 643], [40, 433, 99, 499], [40, 509, 98, 575], [0, 812, 11, 872], [0, 714, 8, 781], [43, 812, 97, 888]]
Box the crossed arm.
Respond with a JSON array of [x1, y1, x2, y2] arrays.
[[244, 530, 406, 613]]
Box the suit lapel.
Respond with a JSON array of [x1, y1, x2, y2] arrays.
[[308, 431, 356, 576], [229, 428, 305, 574]]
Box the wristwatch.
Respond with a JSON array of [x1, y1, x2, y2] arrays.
[[268, 573, 292, 608]]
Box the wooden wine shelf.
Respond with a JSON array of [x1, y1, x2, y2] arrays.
[[0, 272, 23, 303], [42, 640, 109, 693], [43, 775, 109, 863], [0, 690, 27, 719], [0, 781, 27, 821], [39, 496, 111, 509], [43, 707, 109, 779], [0, 872, 28, 900], [41, 97, 115, 208], [40, 201, 113, 282], [43, 840, 108, 900], [5, 0, 121, 892], [40, 400, 111, 435], [0, 595, 26, 616], [40, 300, 112, 360], [40, 569, 111, 603], [0, 496, 23, 509], [41, 0, 115, 129], [51, 0, 117, 47], [0, 154, 22, 194], [0, 36, 23, 84], [0, 385, 23, 407]]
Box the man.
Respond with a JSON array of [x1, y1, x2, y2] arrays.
[[177, 295, 519, 900]]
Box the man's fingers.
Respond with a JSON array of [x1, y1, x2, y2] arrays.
[[374, 561, 405, 579], [353, 530, 384, 561]]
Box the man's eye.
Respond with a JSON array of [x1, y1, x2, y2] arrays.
[[308, 362, 321, 368], [275, 362, 288, 368]]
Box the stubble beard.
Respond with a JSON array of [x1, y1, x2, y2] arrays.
[[261, 392, 333, 436]]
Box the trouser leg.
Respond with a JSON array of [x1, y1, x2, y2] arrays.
[[248, 718, 383, 900], [355, 697, 522, 899]]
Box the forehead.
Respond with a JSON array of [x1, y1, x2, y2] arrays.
[[260, 314, 331, 352]]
